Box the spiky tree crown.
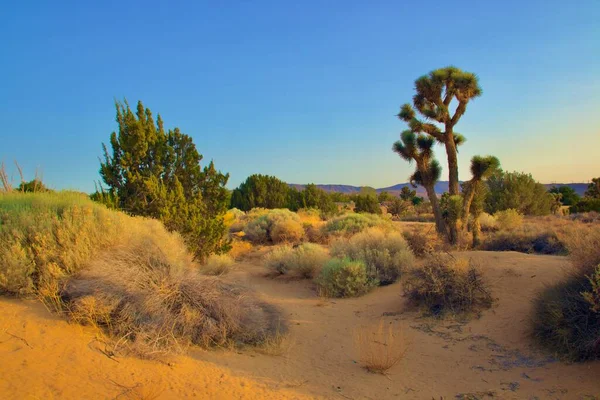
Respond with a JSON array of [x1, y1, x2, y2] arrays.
[[397, 66, 481, 142], [470, 155, 500, 180]]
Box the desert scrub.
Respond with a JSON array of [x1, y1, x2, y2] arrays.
[[315, 258, 374, 297], [0, 191, 121, 296], [477, 212, 498, 231], [532, 268, 600, 361], [402, 229, 436, 257], [323, 213, 392, 237], [482, 225, 567, 255], [243, 209, 304, 244], [403, 254, 493, 316], [265, 243, 329, 278], [200, 254, 235, 275], [331, 227, 415, 284], [354, 320, 406, 374], [0, 192, 282, 357], [494, 208, 523, 231]]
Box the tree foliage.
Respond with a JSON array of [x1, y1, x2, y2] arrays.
[[485, 171, 552, 216], [230, 174, 291, 211], [99, 100, 230, 261], [549, 186, 581, 206], [352, 193, 382, 214], [585, 178, 600, 199]]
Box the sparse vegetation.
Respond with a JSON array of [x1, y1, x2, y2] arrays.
[[265, 243, 329, 278], [331, 227, 415, 285], [315, 258, 374, 298], [403, 254, 493, 316]]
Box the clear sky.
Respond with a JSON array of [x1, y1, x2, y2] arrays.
[[1, 0, 599, 192]]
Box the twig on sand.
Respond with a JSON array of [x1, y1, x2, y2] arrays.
[[4, 332, 33, 348]]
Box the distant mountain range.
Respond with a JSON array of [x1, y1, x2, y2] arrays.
[[289, 182, 589, 199]]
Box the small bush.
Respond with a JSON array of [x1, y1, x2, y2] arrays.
[[495, 209, 523, 231], [243, 209, 304, 244], [200, 254, 235, 275], [354, 320, 406, 374], [402, 230, 433, 257], [532, 269, 600, 361], [478, 212, 498, 231], [315, 258, 374, 298], [331, 227, 414, 285], [297, 208, 322, 225], [561, 225, 600, 274], [324, 213, 392, 237], [570, 198, 600, 213], [403, 254, 493, 316], [305, 223, 329, 244], [229, 239, 254, 259], [265, 243, 329, 278]]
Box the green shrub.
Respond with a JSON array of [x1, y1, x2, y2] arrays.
[[331, 227, 414, 284], [485, 171, 553, 215], [403, 254, 493, 316], [315, 258, 374, 298], [265, 243, 329, 278], [323, 213, 391, 237], [243, 209, 304, 244], [532, 269, 600, 361], [494, 209, 523, 230]]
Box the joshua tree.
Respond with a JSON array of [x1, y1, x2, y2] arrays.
[[461, 155, 500, 228], [393, 130, 445, 233], [398, 66, 482, 195]]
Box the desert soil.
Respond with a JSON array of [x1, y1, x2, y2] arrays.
[[1, 250, 600, 399]]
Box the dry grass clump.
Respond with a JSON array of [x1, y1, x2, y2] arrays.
[[0, 191, 121, 296], [228, 239, 254, 259], [403, 254, 493, 316], [494, 208, 523, 231], [0, 192, 283, 357], [265, 243, 329, 278], [331, 227, 415, 285], [315, 258, 374, 298], [354, 320, 407, 374], [243, 209, 304, 244], [323, 213, 392, 237], [200, 254, 235, 275]]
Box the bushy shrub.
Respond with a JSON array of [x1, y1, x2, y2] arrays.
[[532, 269, 600, 361], [402, 230, 434, 257], [200, 254, 235, 275], [403, 254, 493, 316], [315, 258, 374, 297], [305, 223, 329, 244], [561, 225, 600, 275], [243, 209, 304, 244], [485, 171, 552, 215], [228, 239, 254, 259], [324, 213, 391, 237], [265, 243, 329, 278], [296, 208, 322, 225], [0, 192, 281, 356], [331, 227, 414, 284], [494, 209, 523, 230]]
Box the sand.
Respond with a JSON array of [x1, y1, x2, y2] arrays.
[[1, 250, 600, 399]]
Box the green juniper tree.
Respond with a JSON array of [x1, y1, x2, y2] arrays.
[[230, 174, 291, 211], [99, 100, 230, 261], [585, 178, 600, 199], [393, 130, 445, 233], [399, 186, 416, 201], [397, 66, 481, 195]]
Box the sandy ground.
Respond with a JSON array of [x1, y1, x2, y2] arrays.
[[2, 250, 600, 399]]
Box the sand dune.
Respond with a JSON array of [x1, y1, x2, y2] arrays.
[[2, 251, 599, 399]]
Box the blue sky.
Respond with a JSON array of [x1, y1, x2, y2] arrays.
[[1, 0, 599, 192]]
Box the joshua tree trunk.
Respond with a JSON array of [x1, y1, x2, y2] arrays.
[[461, 182, 477, 229], [444, 135, 460, 195], [425, 183, 445, 235], [471, 214, 482, 247]]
